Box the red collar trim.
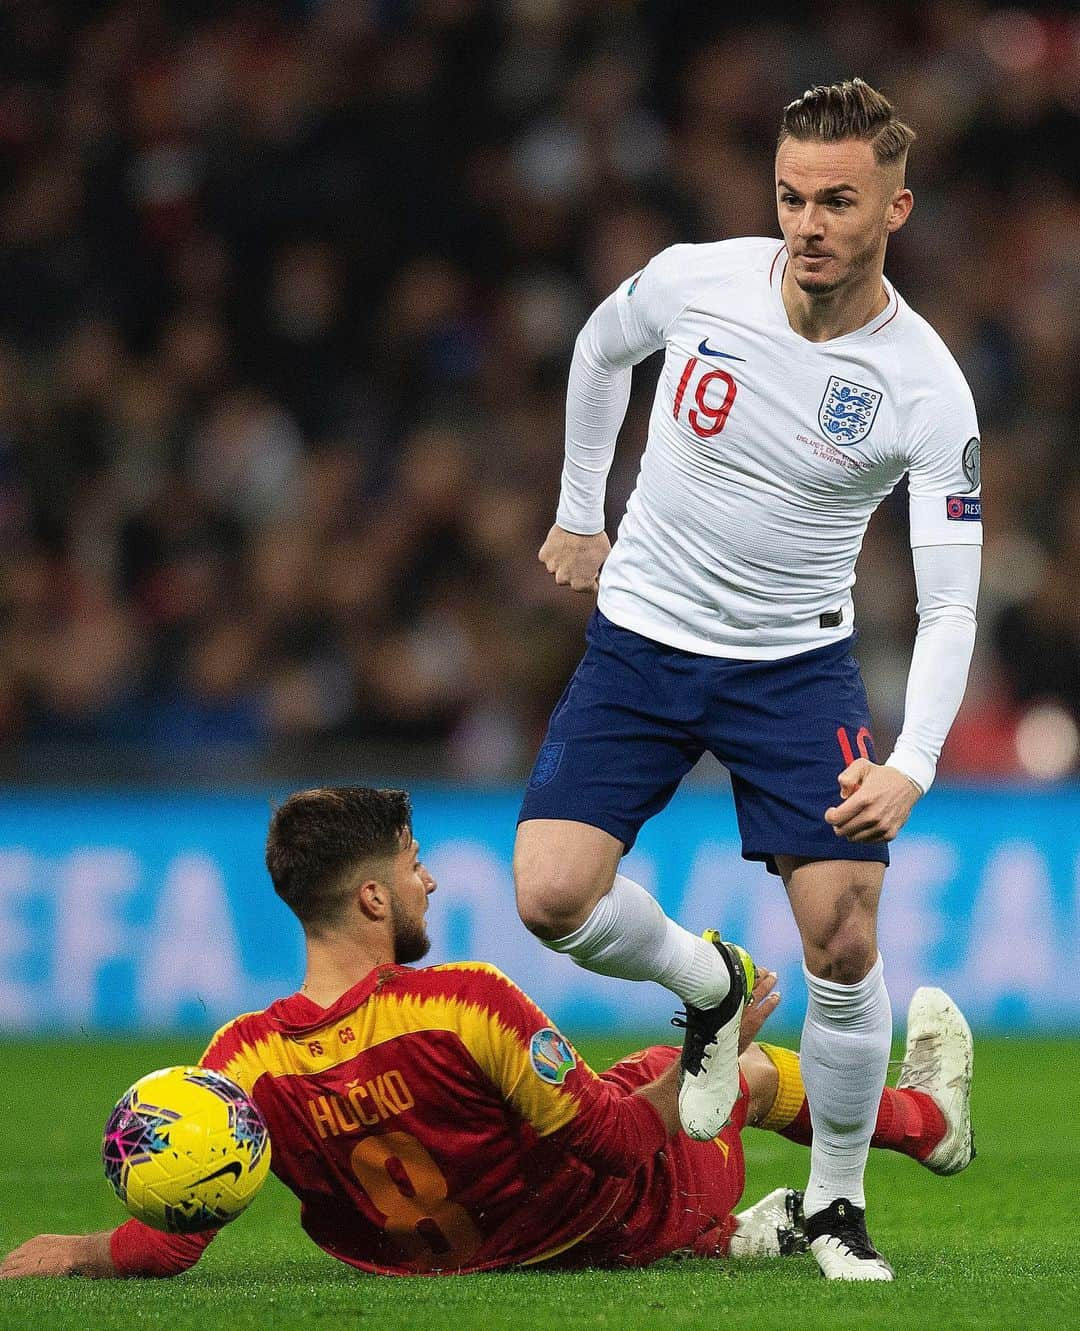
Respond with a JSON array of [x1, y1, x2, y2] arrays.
[[267, 964, 410, 1036]]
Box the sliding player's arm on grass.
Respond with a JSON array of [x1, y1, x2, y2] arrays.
[[0, 1025, 250, 1279], [0, 1193, 217, 1281], [0, 1231, 118, 1279]]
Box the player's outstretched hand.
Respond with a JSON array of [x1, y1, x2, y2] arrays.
[[539, 524, 610, 594], [739, 968, 781, 1053], [0, 1232, 116, 1279], [824, 758, 921, 843]]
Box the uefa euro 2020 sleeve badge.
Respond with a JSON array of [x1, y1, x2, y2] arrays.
[[529, 1028, 577, 1085]]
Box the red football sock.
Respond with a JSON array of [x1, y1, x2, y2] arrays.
[[779, 1086, 946, 1162], [871, 1087, 947, 1160]]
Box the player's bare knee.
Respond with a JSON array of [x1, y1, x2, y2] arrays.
[[513, 857, 594, 940], [801, 904, 878, 983], [515, 890, 583, 941], [513, 821, 620, 940], [804, 929, 877, 985]]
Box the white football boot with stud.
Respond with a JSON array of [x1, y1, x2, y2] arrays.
[[897, 985, 976, 1175], [729, 1187, 808, 1259], [673, 933, 755, 1141], [806, 1198, 894, 1281]]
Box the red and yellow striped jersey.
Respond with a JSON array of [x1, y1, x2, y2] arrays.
[[110, 961, 668, 1276]]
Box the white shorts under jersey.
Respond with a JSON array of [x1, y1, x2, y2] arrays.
[[557, 237, 983, 660]]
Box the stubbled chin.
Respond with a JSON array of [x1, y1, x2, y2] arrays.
[[794, 270, 843, 294]]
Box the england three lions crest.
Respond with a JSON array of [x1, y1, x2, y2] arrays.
[[818, 376, 883, 446]]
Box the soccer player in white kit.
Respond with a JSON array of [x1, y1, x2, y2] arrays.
[[514, 80, 981, 1280]]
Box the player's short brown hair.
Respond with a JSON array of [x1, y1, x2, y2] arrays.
[[266, 786, 412, 930], [778, 78, 915, 167]]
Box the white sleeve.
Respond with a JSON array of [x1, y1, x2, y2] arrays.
[[885, 543, 980, 794], [556, 248, 685, 534], [905, 368, 982, 548]]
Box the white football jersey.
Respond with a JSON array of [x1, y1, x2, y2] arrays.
[[559, 237, 982, 659]]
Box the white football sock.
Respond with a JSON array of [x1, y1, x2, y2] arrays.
[[800, 954, 892, 1217], [544, 873, 731, 1009]]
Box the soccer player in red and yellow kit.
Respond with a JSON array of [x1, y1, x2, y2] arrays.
[[1, 788, 973, 1280]]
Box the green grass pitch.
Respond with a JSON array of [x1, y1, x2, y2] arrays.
[[2, 1033, 1078, 1331]]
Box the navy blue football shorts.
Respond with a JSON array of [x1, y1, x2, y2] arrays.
[[519, 610, 890, 875]]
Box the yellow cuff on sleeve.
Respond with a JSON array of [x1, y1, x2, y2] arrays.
[[757, 1043, 806, 1132]]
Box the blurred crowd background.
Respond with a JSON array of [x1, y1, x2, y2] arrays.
[[0, 0, 1077, 785]]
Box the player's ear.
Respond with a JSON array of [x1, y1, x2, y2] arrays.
[[885, 186, 913, 234], [356, 877, 389, 921]]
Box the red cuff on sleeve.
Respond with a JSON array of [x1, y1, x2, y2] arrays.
[[110, 1218, 215, 1277]]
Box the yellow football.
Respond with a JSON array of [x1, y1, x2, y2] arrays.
[[103, 1066, 270, 1233]]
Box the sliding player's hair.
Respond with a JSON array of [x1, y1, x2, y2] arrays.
[[266, 786, 412, 930], [778, 78, 915, 167]]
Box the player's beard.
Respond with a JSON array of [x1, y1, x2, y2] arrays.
[[389, 887, 431, 965], [792, 262, 844, 294], [792, 229, 882, 297]]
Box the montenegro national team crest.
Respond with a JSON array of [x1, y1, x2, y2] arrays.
[[529, 1028, 576, 1084], [818, 376, 883, 446]]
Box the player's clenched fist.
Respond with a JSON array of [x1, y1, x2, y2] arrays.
[[824, 758, 922, 843], [538, 524, 610, 593]]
